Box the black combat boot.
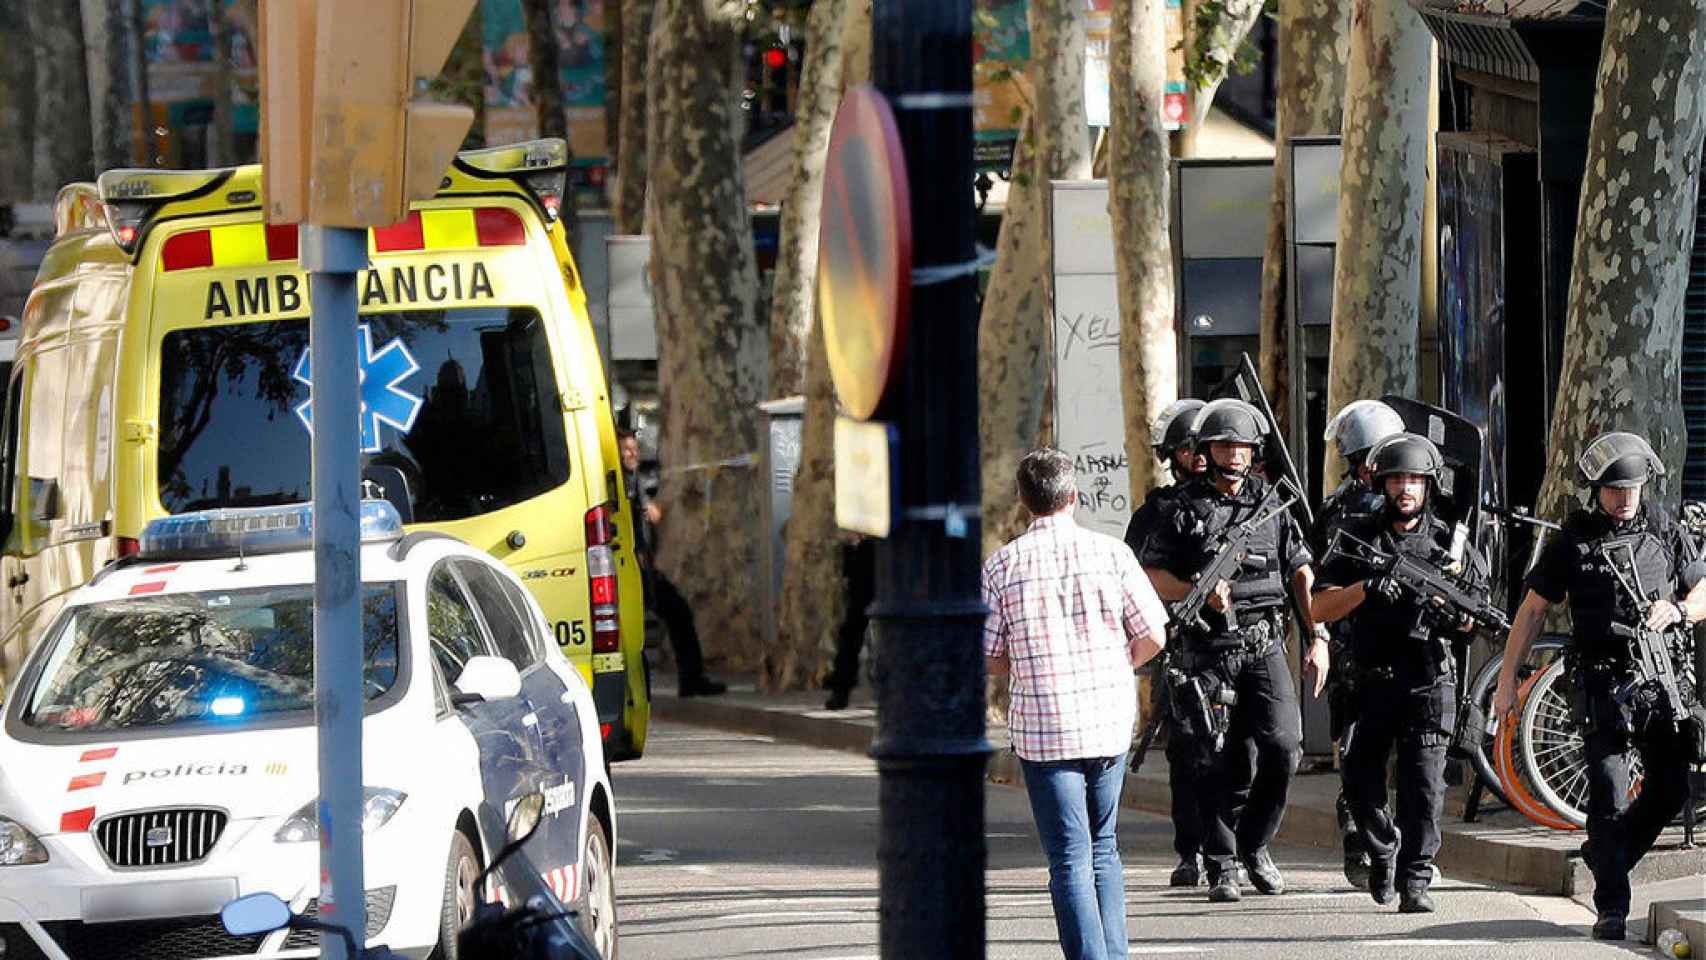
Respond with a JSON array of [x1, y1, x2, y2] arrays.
[[1170, 856, 1201, 888], [1398, 887, 1435, 913], [1207, 866, 1241, 903], [1241, 849, 1285, 895]]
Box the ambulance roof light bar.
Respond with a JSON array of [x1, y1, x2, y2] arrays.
[[95, 168, 235, 256], [453, 138, 569, 223], [139, 501, 403, 562]]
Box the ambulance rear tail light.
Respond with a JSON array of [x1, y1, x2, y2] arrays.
[[455, 139, 569, 224], [95, 168, 231, 257], [584, 503, 622, 655]]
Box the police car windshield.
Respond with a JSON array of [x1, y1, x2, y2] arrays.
[[20, 584, 401, 734], [156, 308, 570, 521]]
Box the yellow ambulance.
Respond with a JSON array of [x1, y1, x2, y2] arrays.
[[0, 139, 651, 761]]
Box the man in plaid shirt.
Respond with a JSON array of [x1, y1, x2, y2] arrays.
[[984, 448, 1169, 960]]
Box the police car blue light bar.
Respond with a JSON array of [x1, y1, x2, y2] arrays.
[[140, 502, 403, 560]]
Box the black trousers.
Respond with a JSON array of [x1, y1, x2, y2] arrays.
[[1196, 643, 1303, 877], [825, 539, 877, 694], [1579, 690, 1692, 918], [1344, 674, 1453, 893], [648, 570, 705, 682], [1168, 725, 1255, 861]]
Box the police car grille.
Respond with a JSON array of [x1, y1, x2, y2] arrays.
[[45, 916, 263, 960], [95, 808, 228, 868]]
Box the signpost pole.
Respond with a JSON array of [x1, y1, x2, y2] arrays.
[[302, 223, 370, 960], [869, 2, 989, 957]]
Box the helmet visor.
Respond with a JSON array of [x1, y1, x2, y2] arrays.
[[1579, 432, 1663, 486]]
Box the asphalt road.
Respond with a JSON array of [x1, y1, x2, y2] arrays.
[[609, 720, 1641, 960]]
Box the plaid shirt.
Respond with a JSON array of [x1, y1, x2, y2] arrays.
[[982, 513, 1168, 762]]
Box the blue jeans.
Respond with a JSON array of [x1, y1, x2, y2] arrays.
[[1020, 753, 1129, 960]]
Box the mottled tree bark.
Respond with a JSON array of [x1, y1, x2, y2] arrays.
[[766, 0, 847, 399], [647, 0, 766, 668], [523, 0, 568, 141], [1256, 0, 1350, 435], [605, 0, 622, 174], [978, 0, 1091, 559], [208, 3, 236, 166], [79, 0, 137, 173], [1535, 0, 1706, 521], [1322, 0, 1429, 490], [27, 0, 92, 198], [769, 0, 872, 693], [0, 1, 36, 204], [1111, 0, 1177, 504], [615, 0, 655, 233], [1178, 0, 1266, 157]]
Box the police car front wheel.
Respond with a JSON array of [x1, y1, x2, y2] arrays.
[[577, 816, 618, 959], [435, 829, 482, 960]]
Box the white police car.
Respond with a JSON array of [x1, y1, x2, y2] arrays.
[[0, 503, 618, 959]]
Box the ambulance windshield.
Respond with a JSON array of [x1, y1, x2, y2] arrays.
[[156, 307, 570, 521], [20, 584, 401, 734]]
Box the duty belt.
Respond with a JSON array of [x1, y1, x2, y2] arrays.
[[1235, 614, 1282, 656]]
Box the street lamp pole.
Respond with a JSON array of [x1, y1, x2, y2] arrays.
[[868, 2, 989, 958]]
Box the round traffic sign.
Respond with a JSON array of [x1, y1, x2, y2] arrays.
[[818, 85, 912, 421]]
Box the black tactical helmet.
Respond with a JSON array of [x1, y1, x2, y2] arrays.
[[1190, 398, 1267, 449], [1577, 432, 1664, 488], [1151, 399, 1206, 457], [1367, 432, 1444, 481]]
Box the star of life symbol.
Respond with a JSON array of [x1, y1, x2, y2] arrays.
[[293, 325, 425, 453]]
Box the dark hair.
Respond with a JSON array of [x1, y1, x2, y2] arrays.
[[1016, 448, 1077, 516], [616, 428, 637, 442]]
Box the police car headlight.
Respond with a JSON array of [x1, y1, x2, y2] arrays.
[[0, 817, 47, 865], [274, 790, 408, 843]]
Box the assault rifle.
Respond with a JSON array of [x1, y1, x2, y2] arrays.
[[1170, 478, 1303, 637], [1323, 529, 1511, 634], [1604, 547, 1702, 749]]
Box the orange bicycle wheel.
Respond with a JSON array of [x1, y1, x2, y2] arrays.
[[1495, 671, 1578, 831]]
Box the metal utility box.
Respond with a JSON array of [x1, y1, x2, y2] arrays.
[[757, 397, 805, 656]]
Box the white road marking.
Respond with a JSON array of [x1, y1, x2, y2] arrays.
[[621, 805, 880, 815], [1359, 940, 1502, 948]]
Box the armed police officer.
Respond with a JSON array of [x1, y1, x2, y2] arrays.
[[1126, 399, 1206, 557], [1126, 399, 1250, 888], [1313, 434, 1491, 913], [1141, 398, 1329, 903], [1314, 400, 1407, 889], [1493, 432, 1706, 941]]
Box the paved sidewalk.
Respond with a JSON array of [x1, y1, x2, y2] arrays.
[[652, 676, 1706, 901]]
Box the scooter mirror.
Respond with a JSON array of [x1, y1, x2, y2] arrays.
[[506, 792, 547, 845], [221, 892, 292, 937]]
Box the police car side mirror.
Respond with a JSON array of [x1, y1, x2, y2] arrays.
[[452, 655, 523, 706]]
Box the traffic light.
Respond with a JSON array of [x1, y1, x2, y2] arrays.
[[259, 0, 476, 227]]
